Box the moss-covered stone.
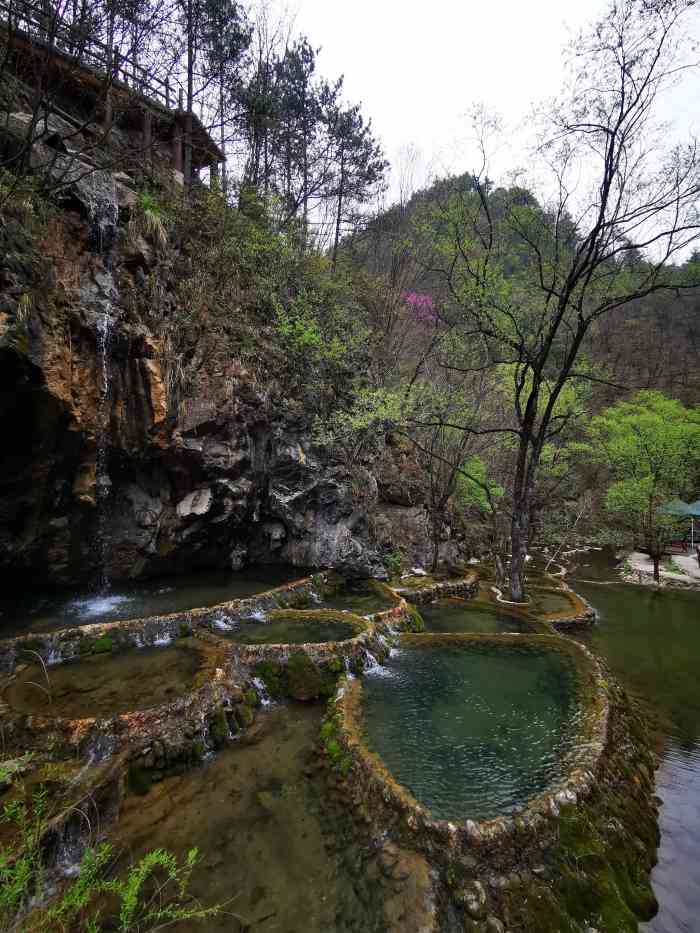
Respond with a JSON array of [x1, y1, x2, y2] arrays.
[[244, 688, 259, 707], [404, 603, 425, 633], [91, 636, 114, 654], [208, 707, 230, 749], [235, 704, 254, 729], [254, 661, 284, 699], [286, 652, 322, 701]]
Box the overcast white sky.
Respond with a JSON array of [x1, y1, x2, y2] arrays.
[[278, 0, 700, 201]]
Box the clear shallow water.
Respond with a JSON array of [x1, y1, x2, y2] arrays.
[[419, 598, 526, 634], [112, 705, 382, 933], [572, 569, 700, 933], [363, 645, 576, 820], [215, 617, 357, 645], [4, 642, 203, 717], [527, 589, 575, 614], [0, 565, 304, 638], [314, 580, 394, 616]]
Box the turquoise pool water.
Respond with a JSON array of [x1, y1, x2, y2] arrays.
[[363, 644, 577, 820]]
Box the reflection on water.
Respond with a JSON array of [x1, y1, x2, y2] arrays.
[[363, 645, 576, 820], [419, 598, 526, 634], [572, 563, 700, 933], [0, 565, 304, 638]]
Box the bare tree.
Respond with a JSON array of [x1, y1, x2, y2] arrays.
[[413, 0, 700, 601]]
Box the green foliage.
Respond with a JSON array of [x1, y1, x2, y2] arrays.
[[383, 549, 404, 578], [273, 262, 371, 411], [253, 661, 284, 699], [243, 689, 259, 708], [130, 191, 169, 246], [579, 391, 700, 554], [207, 707, 230, 749], [0, 755, 33, 787], [319, 720, 336, 743], [0, 779, 223, 931], [404, 604, 425, 633], [455, 456, 505, 513], [0, 169, 54, 232]]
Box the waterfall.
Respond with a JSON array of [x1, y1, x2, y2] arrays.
[[95, 305, 113, 590], [87, 172, 119, 591]]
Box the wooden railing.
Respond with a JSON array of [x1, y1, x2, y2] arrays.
[[0, 0, 183, 112]]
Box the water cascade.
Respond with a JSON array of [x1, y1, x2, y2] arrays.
[[87, 172, 119, 590]]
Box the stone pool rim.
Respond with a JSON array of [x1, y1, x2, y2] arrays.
[[0, 572, 418, 763], [330, 631, 609, 865], [0, 633, 241, 755]]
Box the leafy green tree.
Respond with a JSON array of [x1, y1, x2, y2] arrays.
[[581, 391, 700, 582], [402, 0, 700, 600]]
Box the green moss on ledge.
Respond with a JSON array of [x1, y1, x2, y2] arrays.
[[253, 654, 340, 702], [403, 604, 425, 633], [501, 684, 659, 933], [92, 636, 114, 654], [320, 706, 352, 777]]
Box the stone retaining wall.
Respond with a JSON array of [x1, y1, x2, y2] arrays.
[[0, 576, 319, 675], [394, 574, 479, 605], [0, 634, 254, 763], [0, 574, 416, 766], [545, 583, 597, 631], [329, 632, 609, 872], [220, 600, 414, 682]]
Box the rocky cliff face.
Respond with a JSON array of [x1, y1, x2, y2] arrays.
[[0, 166, 466, 588]]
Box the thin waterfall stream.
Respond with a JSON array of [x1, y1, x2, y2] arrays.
[[87, 172, 119, 591]]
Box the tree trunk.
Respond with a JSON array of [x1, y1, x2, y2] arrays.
[[431, 516, 440, 573], [332, 144, 345, 269], [652, 554, 660, 583], [184, 0, 194, 187], [219, 79, 227, 196], [509, 507, 530, 602], [494, 554, 506, 587]]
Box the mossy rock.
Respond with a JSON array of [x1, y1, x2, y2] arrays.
[[404, 604, 425, 633], [208, 707, 230, 749], [244, 688, 260, 708], [286, 652, 322, 701], [254, 661, 283, 699], [235, 704, 255, 729], [91, 636, 114, 654], [319, 670, 338, 699]]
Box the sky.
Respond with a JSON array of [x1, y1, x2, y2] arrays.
[[278, 0, 700, 202]]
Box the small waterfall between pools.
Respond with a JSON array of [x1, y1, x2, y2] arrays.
[[87, 172, 119, 591]]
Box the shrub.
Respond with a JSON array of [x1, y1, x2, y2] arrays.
[[0, 782, 223, 931]]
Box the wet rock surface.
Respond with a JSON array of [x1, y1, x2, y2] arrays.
[[0, 190, 458, 589]]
